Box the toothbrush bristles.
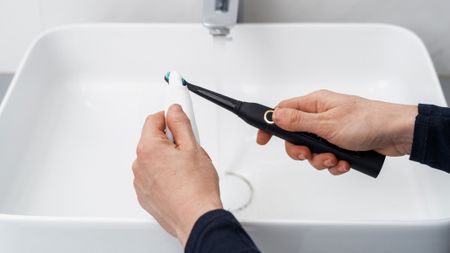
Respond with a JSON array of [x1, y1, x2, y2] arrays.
[[163, 71, 187, 86], [164, 72, 170, 83]]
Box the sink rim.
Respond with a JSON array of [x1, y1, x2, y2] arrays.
[[0, 212, 449, 225]]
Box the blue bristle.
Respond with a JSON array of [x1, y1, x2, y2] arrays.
[[164, 71, 187, 86]]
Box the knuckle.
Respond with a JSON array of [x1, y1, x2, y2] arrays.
[[319, 89, 331, 95], [313, 89, 331, 97], [136, 141, 155, 159], [144, 114, 154, 124], [289, 110, 302, 125], [131, 161, 139, 175], [133, 178, 139, 189], [136, 141, 146, 157], [277, 99, 289, 107]]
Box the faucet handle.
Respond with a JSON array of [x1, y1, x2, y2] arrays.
[[203, 0, 239, 36]]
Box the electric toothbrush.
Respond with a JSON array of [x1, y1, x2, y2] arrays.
[[164, 72, 385, 178]]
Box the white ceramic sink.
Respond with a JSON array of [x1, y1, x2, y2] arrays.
[[0, 24, 449, 252]]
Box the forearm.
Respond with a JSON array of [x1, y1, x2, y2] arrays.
[[185, 209, 260, 253], [410, 104, 450, 173]]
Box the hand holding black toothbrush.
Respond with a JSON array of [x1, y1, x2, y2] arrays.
[[135, 74, 446, 252], [164, 73, 392, 178]]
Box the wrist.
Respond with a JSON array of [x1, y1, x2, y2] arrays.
[[175, 200, 223, 247], [390, 104, 418, 155]]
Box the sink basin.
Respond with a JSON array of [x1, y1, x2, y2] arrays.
[[0, 24, 449, 252]]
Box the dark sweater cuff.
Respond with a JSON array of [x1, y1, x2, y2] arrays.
[[185, 209, 229, 253], [185, 209, 260, 253], [410, 104, 432, 163], [410, 104, 450, 173]]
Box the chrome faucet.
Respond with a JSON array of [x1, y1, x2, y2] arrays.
[[202, 0, 239, 36]]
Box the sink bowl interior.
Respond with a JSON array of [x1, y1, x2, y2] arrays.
[[0, 24, 449, 223]]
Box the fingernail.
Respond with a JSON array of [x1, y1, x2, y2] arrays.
[[170, 104, 182, 111], [298, 153, 305, 160], [324, 160, 334, 167]]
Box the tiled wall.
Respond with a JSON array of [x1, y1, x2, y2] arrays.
[[0, 0, 449, 76]]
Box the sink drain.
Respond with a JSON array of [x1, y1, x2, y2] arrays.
[[219, 172, 253, 212]]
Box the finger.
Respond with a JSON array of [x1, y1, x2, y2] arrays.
[[272, 107, 324, 133], [140, 111, 171, 144], [308, 153, 338, 170], [277, 95, 319, 113], [256, 129, 272, 145], [166, 104, 197, 150], [276, 90, 334, 113], [285, 142, 312, 160], [328, 160, 350, 175]]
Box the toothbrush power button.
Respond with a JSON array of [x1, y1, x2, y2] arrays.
[[264, 110, 274, 124]]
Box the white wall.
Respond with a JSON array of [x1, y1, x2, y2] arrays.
[[0, 0, 42, 73], [240, 0, 450, 77], [0, 0, 449, 76]]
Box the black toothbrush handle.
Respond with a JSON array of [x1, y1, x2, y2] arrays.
[[237, 102, 385, 178]]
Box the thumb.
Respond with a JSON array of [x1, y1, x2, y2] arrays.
[[166, 104, 197, 149], [273, 107, 323, 134]]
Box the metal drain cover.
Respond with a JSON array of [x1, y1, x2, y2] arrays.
[[219, 172, 253, 212]]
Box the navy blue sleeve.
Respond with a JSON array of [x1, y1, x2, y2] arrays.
[[410, 104, 450, 173], [185, 209, 260, 253]]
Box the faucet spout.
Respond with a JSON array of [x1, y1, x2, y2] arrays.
[[203, 0, 239, 36], [216, 0, 230, 12]]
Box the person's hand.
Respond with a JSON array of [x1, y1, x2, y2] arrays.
[[257, 90, 418, 175], [132, 104, 222, 246]]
